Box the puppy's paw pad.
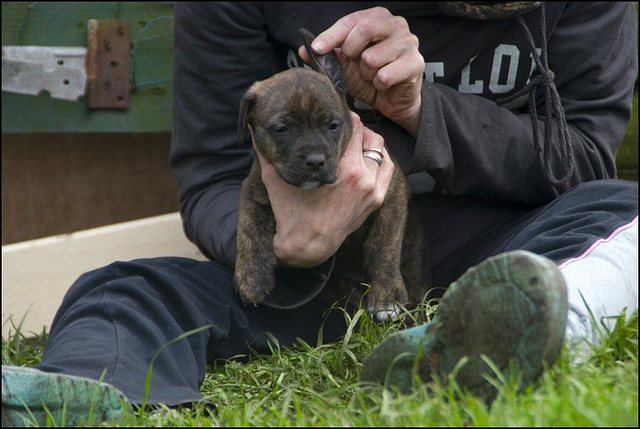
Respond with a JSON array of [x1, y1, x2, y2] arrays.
[[368, 303, 405, 322], [236, 286, 269, 306]]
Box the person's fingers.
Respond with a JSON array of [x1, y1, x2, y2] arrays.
[[310, 6, 392, 55], [297, 44, 310, 64], [377, 145, 395, 189], [372, 57, 424, 93], [361, 127, 386, 170], [337, 112, 378, 194], [345, 113, 387, 177], [345, 111, 365, 156], [361, 127, 391, 213], [340, 15, 408, 58], [253, 142, 282, 188], [358, 35, 423, 87]]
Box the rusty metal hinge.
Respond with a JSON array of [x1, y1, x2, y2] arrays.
[[86, 19, 131, 109], [2, 19, 132, 110]]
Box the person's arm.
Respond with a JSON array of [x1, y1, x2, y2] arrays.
[[171, 3, 393, 308], [311, 3, 637, 205], [413, 3, 636, 204], [171, 3, 272, 265]]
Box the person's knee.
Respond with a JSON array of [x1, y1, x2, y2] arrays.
[[570, 178, 637, 196]]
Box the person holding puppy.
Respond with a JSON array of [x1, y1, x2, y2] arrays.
[[3, 2, 638, 425]]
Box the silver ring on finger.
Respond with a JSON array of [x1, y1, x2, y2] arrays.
[[362, 148, 384, 167]]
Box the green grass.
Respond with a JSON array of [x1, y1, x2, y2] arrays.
[[2, 304, 638, 427]]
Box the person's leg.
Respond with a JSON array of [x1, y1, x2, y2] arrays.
[[498, 179, 638, 348], [420, 178, 638, 346], [3, 256, 347, 425], [363, 179, 638, 398], [37, 256, 346, 403], [34, 257, 220, 406], [361, 248, 569, 401], [560, 219, 637, 347]]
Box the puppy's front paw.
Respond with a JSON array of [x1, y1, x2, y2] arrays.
[[237, 283, 271, 306], [234, 266, 275, 306], [367, 303, 406, 322], [365, 283, 409, 322]]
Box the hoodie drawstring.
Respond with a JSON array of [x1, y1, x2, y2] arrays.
[[497, 6, 574, 187]]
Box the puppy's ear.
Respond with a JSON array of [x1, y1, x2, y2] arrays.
[[299, 28, 347, 99], [238, 88, 257, 145]]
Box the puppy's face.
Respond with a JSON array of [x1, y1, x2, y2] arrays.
[[239, 28, 352, 189], [240, 69, 352, 188]]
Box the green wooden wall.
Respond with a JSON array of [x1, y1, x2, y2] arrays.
[[0, 2, 636, 181], [2, 2, 174, 133]]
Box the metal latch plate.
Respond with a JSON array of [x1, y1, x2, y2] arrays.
[[2, 46, 87, 100]]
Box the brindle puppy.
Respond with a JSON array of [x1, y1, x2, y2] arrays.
[[235, 29, 430, 320]]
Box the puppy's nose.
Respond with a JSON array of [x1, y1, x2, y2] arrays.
[[304, 153, 326, 170]]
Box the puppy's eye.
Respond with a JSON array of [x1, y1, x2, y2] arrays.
[[271, 124, 289, 134], [328, 120, 341, 131]]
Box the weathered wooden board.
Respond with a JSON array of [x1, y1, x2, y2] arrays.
[[2, 212, 206, 337]]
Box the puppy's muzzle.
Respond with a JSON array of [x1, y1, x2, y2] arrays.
[[289, 151, 336, 189], [304, 152, 326, 172]]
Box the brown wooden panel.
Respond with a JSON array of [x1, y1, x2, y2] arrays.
[[2, 133, 179, 244]]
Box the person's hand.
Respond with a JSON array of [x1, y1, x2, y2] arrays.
[[255, 112, 394, 268], [299, 6, 425, 136]]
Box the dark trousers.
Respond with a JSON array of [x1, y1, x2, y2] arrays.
[[36, 179, 638, 405]]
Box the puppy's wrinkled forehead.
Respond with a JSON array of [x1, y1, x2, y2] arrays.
[[251, 68, 345, 122]]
